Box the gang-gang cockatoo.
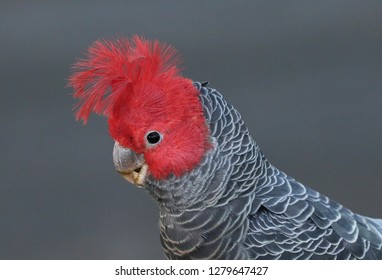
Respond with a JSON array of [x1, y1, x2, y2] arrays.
[[69, 36, 382, 260]]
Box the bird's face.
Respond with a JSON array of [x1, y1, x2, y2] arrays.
[[108, 84, 211, 186]]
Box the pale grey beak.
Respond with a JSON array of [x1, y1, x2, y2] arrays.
[[113, 142, 148, 187]]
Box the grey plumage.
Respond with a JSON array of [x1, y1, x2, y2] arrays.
[[145, 82, 382, 259]]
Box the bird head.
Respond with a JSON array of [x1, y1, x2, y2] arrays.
[[69, 36, 211, 186]]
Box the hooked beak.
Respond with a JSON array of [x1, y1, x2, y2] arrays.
[[113, 142, 149, 187]]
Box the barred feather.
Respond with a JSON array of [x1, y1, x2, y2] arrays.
[[146, 82, 382, 260]]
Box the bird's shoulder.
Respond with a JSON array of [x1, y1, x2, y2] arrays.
[[246, 169, 382, 259]]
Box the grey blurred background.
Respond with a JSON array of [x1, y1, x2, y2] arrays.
[[1, 1, 381, 259]]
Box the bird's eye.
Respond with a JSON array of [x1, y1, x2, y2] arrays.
[[145, 131, 163, 145]]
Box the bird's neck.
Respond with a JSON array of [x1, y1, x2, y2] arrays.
[[144, 83, 273, 212]]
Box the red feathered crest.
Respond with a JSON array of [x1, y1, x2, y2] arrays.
[[69, 35, 181, 123]]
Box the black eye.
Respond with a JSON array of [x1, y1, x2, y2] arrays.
[[146, 131, 162, 145]]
